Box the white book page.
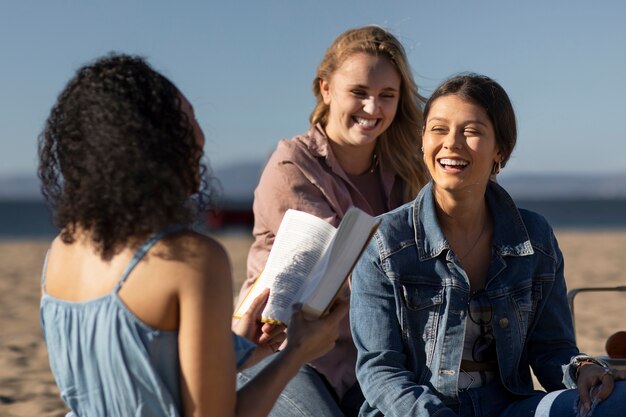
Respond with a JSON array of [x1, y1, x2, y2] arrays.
[[300, 208, 376, 317], [233, 209, 336, 324]]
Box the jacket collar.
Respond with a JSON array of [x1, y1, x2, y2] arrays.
[[413, 181, 534, 261]]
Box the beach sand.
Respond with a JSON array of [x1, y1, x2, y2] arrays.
[[1, 229, 625, 416]]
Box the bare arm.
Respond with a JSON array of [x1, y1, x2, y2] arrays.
[[178, 234, 348, 417], [235, 300, 348, 417], [178, 236, 237, 417]]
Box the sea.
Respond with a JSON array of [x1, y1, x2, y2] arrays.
[[1, 198, 626, 239]]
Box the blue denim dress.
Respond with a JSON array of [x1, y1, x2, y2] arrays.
[[350, 181, 626, 417], [40, 229, 255, 417]]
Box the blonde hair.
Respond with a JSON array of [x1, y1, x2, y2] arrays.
[[310, 25, 429, 201]]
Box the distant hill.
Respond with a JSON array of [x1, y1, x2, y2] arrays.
[[210, 160, 264, 205], [3, 163, 626, 201], [0, 162, 267, 202], [211, 167, 626, 201], [0, 174, 42, 199], [498, 172, 626, 200]]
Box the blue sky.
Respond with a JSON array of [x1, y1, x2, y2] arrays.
[[1, 0, 625, 177]]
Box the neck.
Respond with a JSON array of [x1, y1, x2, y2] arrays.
[[435, 192, 486, 229], [326, 139, 377, 176], [435, 194, 491, 265]]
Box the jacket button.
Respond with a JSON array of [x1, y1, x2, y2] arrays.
[[499, 318, 509, 328]]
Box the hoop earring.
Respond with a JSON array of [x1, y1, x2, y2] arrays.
[[492, 161, 502, 175]]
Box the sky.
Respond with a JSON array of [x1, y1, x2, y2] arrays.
[[1, 0, 625, 178]]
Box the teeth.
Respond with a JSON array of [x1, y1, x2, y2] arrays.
[[354, 117, 377, 128], [439, 158, 468, 166]]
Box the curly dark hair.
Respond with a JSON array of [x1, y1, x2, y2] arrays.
[[38, 53, 213, 259]]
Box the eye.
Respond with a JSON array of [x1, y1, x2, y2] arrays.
[[351, 89, 366, 97], [464, 128, 481, 136], [380, 92, 396, 99], [428, 125, 447, 134]]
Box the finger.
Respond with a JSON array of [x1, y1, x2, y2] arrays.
[[261, 322, 275, 334], [245, 288, 270, 318], [613, 369, 626, 380], [266, 333, 287, 346], [255, 331, 281, 346], [325, 298, 349, 323], [259, 327, 287, 344], [578, 382, 592, 409], [270, 340, 284, 352], [263, 323, 286, 338], [288, 304, 306, 328], [596, 370, 615, 401], [336, 282, 351, 301], [577, 368, 594, 408]]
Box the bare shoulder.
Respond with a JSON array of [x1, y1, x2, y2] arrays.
[[121, 230, 234, 329], [162, 231, 229, 261], [150, 231, 232, 282]]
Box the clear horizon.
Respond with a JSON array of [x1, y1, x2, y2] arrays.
[[1, 0, 625, 177], [3, 165, 626, 201]]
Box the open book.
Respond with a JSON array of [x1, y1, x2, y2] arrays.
[[233, 207, 379, 326]]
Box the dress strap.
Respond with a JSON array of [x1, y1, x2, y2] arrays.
[[115, 225, 187, 292]]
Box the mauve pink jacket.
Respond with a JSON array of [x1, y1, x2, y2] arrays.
[[238, 124, 404, 398]]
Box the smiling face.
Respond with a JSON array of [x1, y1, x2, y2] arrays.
[[320, 53, 401, 153], [423, 94, 501, 194]]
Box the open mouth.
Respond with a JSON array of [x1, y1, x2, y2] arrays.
[[438, 158, 469, 171], [353, 116, 378, 129]]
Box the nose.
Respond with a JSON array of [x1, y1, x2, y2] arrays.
[[443, 129, 464, 150], [362, 96, 379, 114]]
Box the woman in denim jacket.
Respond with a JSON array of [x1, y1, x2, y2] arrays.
[[350, 73, 626, 417]]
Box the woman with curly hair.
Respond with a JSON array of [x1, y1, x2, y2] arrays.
[[237, 25, 429, 417], [38, 53, 347, 417]]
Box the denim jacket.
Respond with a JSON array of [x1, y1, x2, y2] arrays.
[[350, 181, 580, 417]]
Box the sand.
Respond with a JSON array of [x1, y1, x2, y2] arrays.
[[1, 229, 625, 416]]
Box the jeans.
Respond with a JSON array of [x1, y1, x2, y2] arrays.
[[237, 354, 361, 417], [456, 380, 626, 417]]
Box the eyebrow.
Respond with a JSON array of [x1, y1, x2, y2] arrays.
[[350, 84, 399, 92], [427, 117, 488, 127]]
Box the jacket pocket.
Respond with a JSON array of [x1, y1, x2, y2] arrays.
[[510, 280, 543, 344], [397, 281, 445, 366], [402, 283, 444, 311]]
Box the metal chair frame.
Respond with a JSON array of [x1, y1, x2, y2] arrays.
[[567, 285, 626, 369]]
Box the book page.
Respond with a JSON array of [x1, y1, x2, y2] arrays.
[[233, 209, 337, 325], [300, 208, 377, 317]]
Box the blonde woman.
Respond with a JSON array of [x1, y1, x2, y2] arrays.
[[237, 25, 429, 417]]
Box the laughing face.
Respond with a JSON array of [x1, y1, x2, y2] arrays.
[[320, 53, 401, 153], [423, 94, 501, 194]]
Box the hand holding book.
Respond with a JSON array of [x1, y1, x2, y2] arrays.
[[234, 207, 378, 325], [232, 288, 287, 369]]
